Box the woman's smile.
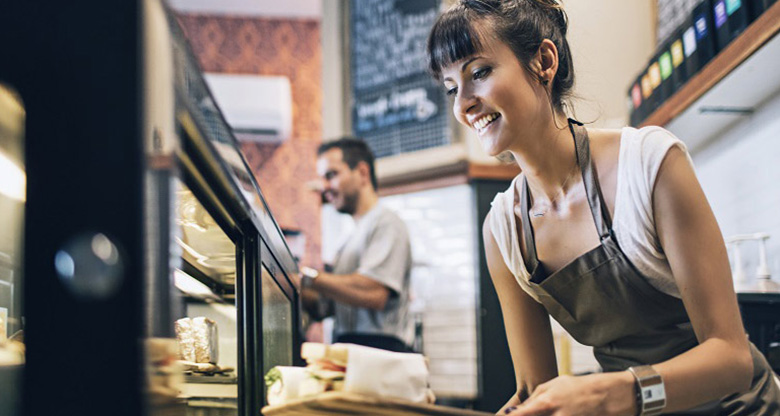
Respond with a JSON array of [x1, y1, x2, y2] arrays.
[[472, 112, 502, 136]]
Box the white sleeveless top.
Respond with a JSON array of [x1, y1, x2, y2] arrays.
[[488, 126, 691, 303]]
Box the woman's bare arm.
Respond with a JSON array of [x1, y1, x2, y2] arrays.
[[648, 145, 753, 412], [483, 213, 559, 413]]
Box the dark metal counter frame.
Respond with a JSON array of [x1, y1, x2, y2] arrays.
[[0, 1, 302, 415]]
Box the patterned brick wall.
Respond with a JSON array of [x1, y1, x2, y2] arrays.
[[177, 14, 323, 267]]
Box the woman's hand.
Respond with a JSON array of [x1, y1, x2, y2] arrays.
[[505, 373, 636, 416]]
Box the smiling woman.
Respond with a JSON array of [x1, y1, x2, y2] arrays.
[[426, 1, 780, 415], [428, 0, 574, 114]]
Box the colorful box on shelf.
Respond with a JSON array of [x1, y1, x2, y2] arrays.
[[713, 0, 751, 50], [627, 0, 777, 126]]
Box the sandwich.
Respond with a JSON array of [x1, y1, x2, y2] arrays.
[[264, 343, 349, 405], [264, 342, 435, 406]]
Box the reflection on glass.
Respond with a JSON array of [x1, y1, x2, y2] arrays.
[[174, 179, 239, 415], [176, 181, 236, 289], [261, 265, 293, 403], [170, 21, 272, 231], [0, 83, 25, 415]]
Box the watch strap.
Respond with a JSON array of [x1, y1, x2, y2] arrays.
[[300, 266, 319, 289], [628, 365, 666, 416]]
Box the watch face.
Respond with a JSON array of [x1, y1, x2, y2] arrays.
[[629, 366, 666, 414], [301, 266, 318, 280]]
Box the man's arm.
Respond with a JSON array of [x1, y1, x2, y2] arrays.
[[295, 212, 409, 312], [300, 287, 330, 320], [307, 271, 391, 311]]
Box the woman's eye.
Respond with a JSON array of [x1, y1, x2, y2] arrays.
[[473, 67, 491, 80], [446, 86, 458, 96]]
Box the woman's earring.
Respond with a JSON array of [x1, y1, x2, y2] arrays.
[[542, 78, 549, 86]]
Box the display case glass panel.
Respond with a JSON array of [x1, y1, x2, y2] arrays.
[[261, 264, 293, 383], [175, 179, 239, 415], [0, 83, 25, 415]]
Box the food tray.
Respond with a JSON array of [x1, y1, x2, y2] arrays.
[[262, 392, 493, 416]]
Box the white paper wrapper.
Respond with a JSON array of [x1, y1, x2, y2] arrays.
[[191, 317, 218, 364], [266, 366, 310, 406], [174, 318, 196, 362], [342, 344, 429, 403]]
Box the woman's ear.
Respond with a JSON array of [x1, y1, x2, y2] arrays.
[[536, 39, 559, 85]]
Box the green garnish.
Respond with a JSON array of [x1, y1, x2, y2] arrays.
[[264, 367, 282, 388]]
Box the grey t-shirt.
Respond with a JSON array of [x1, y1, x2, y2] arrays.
[[330, 204, 412, 344]]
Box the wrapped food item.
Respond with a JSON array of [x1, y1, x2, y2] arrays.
[[191, 317, 219, 364], [175, 317, 219, 364], [174, 318, 196, 362], [264, 366, 309, 406], [264, 342, 433, 406], [342, 343, 429, 403]]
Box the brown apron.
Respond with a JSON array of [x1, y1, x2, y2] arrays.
[[517, 119, 780, 414]]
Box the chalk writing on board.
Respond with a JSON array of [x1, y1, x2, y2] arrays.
[[350, 0, 448, 158], [354, 85, 439, 133], [351, 0, 439, 92]]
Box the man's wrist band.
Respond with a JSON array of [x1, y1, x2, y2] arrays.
[[628, 365, 666, 416], [300, 266, 319, 289]]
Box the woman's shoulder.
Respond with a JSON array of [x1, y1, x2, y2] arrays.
[[587, 126, 688, 170], [618, 126, 689, 174], [585, 128, 623, 191], [620, 125, 688, 153], [489, 173, 522, 207], [587, 125, 684, 148], [587, 128, 623, 159], [485, 173, 523, 232]]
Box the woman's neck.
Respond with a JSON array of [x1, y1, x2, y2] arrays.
[[510, 114, 580, 203]]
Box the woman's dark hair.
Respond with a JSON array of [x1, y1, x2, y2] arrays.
[[427, 0, 575, 114]]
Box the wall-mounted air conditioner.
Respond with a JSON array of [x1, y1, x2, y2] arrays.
[[204, 73, 292, 143]]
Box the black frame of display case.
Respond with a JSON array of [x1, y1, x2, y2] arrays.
[[0, 1, 302, 415]]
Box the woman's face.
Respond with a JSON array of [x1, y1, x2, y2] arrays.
[[440, 36, 548, 156]]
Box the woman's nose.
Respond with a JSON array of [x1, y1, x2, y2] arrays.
[[453, 89, 477, 124]]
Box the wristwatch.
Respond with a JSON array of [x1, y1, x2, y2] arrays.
[[627, 365, 666, 416], [300, 266, 319, 289]]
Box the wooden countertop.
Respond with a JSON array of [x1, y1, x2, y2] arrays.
[[262, 392, 493, 416]]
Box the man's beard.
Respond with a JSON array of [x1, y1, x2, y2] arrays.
[[335, 191, 359, 215]]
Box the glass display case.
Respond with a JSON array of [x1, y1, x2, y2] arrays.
[[0, 82, 25, 416], [0, 1, 301, 415]]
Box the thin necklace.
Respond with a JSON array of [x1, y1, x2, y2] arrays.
[[531, 162, 579, 217]]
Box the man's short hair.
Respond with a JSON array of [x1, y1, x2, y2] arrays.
[[317, 137, 378, 190]]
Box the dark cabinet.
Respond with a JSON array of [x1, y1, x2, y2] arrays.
[[0, 1, 301, 415], [738, 293, 780, 373]]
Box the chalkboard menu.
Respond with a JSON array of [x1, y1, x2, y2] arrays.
[[350, 0, 448, 158]]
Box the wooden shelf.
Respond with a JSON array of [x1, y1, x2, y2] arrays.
[[641, 1, 780, 129]]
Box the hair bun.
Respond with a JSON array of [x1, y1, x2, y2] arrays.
[[524, 0, 566, 36]]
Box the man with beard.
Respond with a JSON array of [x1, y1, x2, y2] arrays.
[[296, 137, 413, 353]]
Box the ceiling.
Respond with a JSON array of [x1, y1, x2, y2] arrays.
[[167, 0, 322, 19]]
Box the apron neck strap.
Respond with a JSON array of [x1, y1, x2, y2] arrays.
[[519, 119, 613, 271], [569, 119, 613, 239], [520, 175, 539, 269]]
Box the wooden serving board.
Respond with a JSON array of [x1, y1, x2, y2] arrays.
[[262, 392, 493, 416]]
